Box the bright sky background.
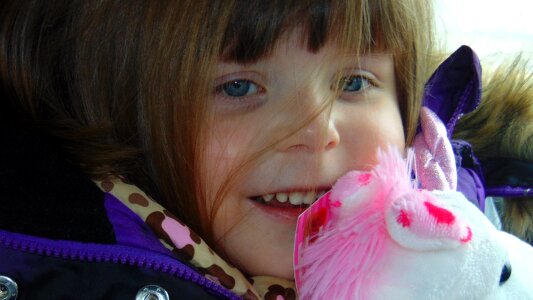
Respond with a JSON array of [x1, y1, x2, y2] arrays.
[[435, 0, 533, 57]]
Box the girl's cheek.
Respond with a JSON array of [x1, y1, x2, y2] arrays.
[[205, 134, 258, 179], [202, 124, 256, 194]]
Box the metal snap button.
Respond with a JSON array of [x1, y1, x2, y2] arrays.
[[135, 285, 169, 300], [0, 276, 18, 300]]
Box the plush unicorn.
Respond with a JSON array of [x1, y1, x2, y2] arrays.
[[293, 110, 533, 300], [294, 46, 533, 299], [294, 147, 533, 299]]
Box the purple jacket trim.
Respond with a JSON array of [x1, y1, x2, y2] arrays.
[[104, 193, 170, 255], [486, 187, 532, 197], [0, 229, 240, 299]]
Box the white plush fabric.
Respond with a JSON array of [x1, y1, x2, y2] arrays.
[[377, 190, 533, 300]]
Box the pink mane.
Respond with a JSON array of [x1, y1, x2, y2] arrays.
[[295, 147, 414, 299]]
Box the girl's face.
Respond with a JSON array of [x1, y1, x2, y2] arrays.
[[203, 31, 404, 279]]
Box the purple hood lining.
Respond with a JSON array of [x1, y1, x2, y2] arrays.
[[422, 45, 482, 138]]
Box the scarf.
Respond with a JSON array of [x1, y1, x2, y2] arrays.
[[95, 178, 297, 300]]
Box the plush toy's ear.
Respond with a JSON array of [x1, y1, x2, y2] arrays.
[[414, 107, 457, 191], [386, 190, 472, 251], [422, 45, 481, 136]]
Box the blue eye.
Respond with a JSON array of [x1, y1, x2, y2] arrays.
[[218, 79, 259, 97], [341, 76, 370, 92]]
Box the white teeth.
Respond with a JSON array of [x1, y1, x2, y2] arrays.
[[263, 194, 274, 202], [258, 190, 329, 205], [289, 192, 304, 205], [276, 193, 288, 203], [303, 191, 316, 205]]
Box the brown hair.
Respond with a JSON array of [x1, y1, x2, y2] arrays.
[[0, 0, 434, 245]]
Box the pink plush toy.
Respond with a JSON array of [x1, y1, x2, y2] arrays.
[[293, 109, 533, 300]]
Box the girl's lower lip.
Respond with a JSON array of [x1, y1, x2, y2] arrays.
[[249, 198, 308, 223]]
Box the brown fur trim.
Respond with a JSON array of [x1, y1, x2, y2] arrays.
[[454, 54, 533, 245], [501, 197, 533, 245]]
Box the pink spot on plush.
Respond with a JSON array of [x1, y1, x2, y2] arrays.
[[276, 296, 285, 300], [397, 210, 411, 227], [358, 173, 372, 185], [161, 216, 195, 249], [331, 200, 342, 207], [460, 227, 473, 243], [424, 201, 455, 225]]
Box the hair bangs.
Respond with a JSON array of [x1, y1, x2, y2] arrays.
[[220, 1, 342, 63], [336, 1, 430, 57], [219, 0, 423, 64]]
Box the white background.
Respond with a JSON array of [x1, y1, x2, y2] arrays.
[[435, 0, 533, 57]]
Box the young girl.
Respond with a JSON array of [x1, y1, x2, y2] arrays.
[[0, 0, 504, 299]]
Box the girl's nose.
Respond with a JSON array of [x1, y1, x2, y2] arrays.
[[277, 104, 341, 153]]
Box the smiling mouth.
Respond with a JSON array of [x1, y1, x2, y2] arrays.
[[250, 190, 329, 208]]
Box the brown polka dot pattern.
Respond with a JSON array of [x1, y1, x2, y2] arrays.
[[243, 289, 260, 300], [264, 284, 296, 300], [146, 211, 175, 248], [203, 264, 236, 290], [101, 180, 114, 192], [172, 245, 195, 261], [188, 229, 202, 244], [128, 193, 149, 207]]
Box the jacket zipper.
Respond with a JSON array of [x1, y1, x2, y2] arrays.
[[0, 230, 240, 300]]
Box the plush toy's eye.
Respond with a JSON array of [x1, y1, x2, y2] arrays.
[[499, 262, 512, 285]]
